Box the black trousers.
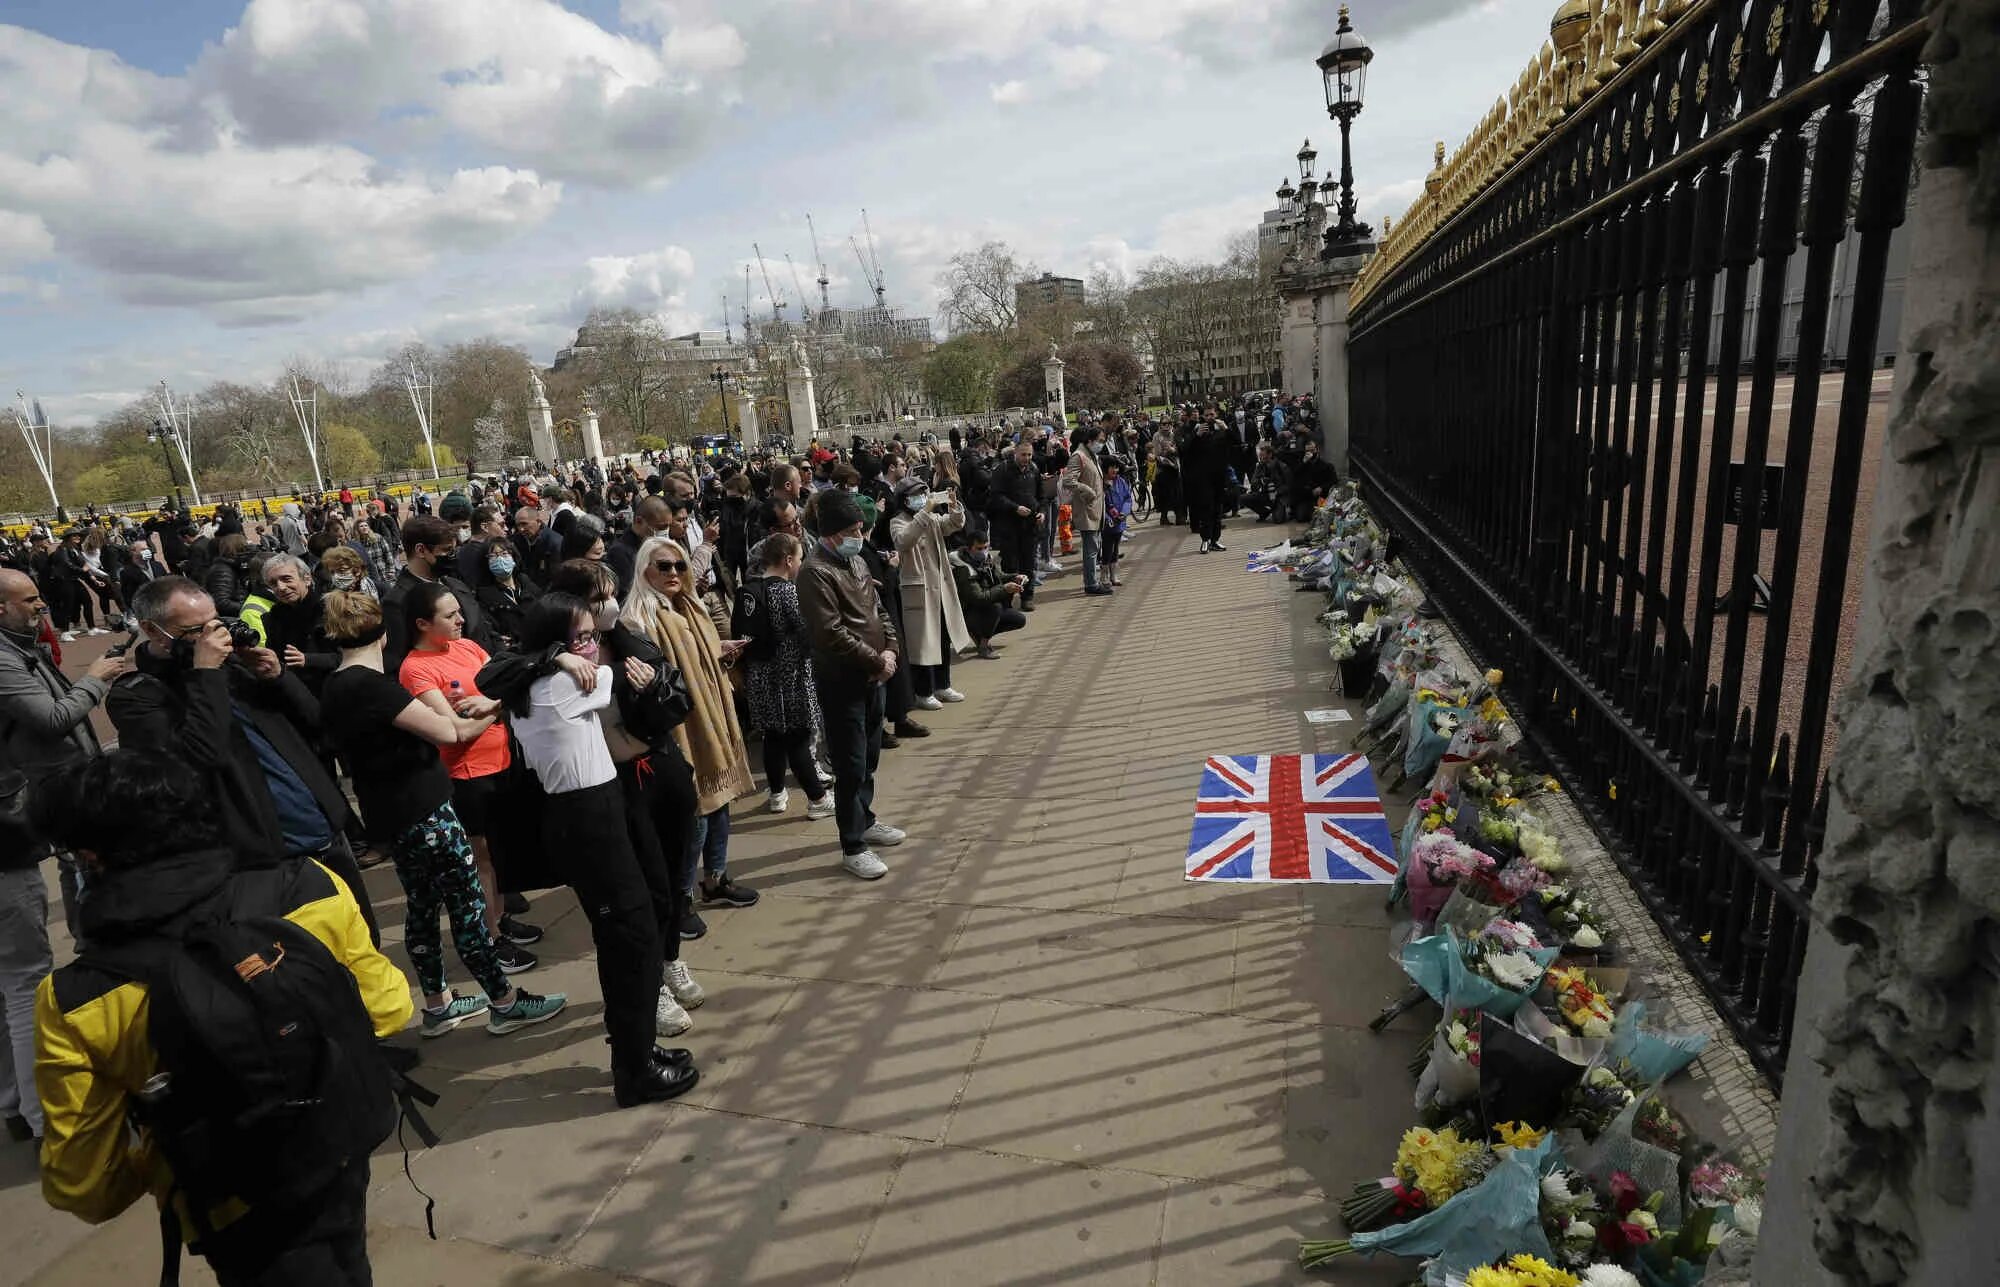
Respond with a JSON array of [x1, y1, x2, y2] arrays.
[[622, 752, 693, 964], [761, 727, 826, 797], [1188, 487, 1222, 543], [816, 677, 884, 855], [548, 779, 663, 1069], [204, 1158, 371, 1287], [994, 516, 1037, 604]]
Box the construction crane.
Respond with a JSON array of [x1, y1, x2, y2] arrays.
[[752, 243, 786, 325], [861, 208, 888, 308], [785, 253, 812, 323], [805, 213, 832, 316]]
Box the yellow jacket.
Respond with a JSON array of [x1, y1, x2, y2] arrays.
[[35, 852, 412, 1231]]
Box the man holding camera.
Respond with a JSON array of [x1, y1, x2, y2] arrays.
[[107, 576, 381, 945]]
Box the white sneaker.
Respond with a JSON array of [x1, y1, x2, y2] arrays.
[[805, 794, 836, 820], [59, 631, 76, 643], [656, 987, 693, 1036], [936, 687, 966, 703], [913, 695, 943, 711], [861, 821, 906, 847], [1038, 559, 1062, 574], [87, 627, 110, 636], [664, 960, 706, 1009], [765, 788, 790, 814], [843, 849, 888, 880]]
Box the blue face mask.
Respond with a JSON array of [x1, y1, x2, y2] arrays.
[[488, 555, 516, 577], [836, 535, 864, 558], [906, 493, 928, 512]]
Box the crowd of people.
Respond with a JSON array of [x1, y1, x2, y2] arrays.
[[0, 391, 1325, 1285]]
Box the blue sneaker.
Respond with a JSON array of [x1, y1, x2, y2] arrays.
[[420, 993, 489, 1038], [486, 990, 568, 1035]]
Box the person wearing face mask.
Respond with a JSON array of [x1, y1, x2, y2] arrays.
[[887, 477, 970, 705], [455, 505, 510, 588], [475, 536, 541, 653], [381, 515, 492, 675], [117, 540, 159, 607], [106, 576, 382, 946], [1063, 420, 1112, 598], [948, 523, 1028, 660], [796, 491, 904, 881]]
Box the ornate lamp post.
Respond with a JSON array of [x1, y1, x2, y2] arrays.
[[1296, 137, 1318, 184], [1316, 5, 1375, 258], [711, 365, 733, 432]]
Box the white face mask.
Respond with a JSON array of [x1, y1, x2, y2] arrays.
[[331, 572, 358, 590], [592, 597, 619, 630]]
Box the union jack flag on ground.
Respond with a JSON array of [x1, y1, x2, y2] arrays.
[[1184, 753, 1396, 884]]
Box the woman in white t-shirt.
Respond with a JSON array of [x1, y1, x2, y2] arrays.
[[511, 592, 699, 1108]]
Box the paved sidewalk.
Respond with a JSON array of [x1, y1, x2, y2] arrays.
[[9, 516, 1419, 1287]]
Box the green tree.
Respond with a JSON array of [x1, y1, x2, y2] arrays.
[[923, 334, 1002, 413], [634, 434, 668, 452], [324, 424, 381, 480], [70, 454, 170, 507], [411, 442, 458, 472]]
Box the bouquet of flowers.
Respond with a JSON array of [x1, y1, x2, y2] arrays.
[[1414, 1007, 1485, 1110], [1326, 1124, 1493, 1240], [1518, 823, 1566, 873], [1538, 885, 1606, 951], [1327, 620, 1364, 661], [1409, 832, 1501, 929], [1606, 1001, 1710, 1085], [1417, 831, 1498, 886], [1300, 1136, 1560, 1276], [1632, 1097, 1689, 1157], [1544, 965, 1618, 1038], [1538, 1167, 1602, 1271], [1561, 1066, 1639, 1140], [1464, 1254, 1582, 1286], [1687, 1159, 1761, 1209], [1480, 815, 1522, 853], [1593, 1172, 1664, 1260], [1468, 920, 1550, 994]]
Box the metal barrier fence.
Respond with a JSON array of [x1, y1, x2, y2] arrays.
[[1345, 0, 1928, 1086]]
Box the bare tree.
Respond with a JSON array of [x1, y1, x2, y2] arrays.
[[937, 241, 1027, 335]]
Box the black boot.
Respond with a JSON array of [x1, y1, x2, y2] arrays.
[[614, 1059, 700, 1107]]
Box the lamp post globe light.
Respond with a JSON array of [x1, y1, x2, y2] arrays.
[[1316, 4, 1375, 259], [1296, 137, 1318, 184]]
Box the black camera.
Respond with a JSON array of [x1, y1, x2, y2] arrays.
[[224, 619, 262, 650]]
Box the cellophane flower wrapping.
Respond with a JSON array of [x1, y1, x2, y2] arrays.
[[1348, 1136, 1561, 1281], [1606, 1001, 1710, 1086], [1400, 930, 1556, 1018], [1478, 1013, 1587, 1133], [1560, 1100, 1684, 1228]]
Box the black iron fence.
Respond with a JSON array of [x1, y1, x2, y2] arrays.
[[1346, 0, 1928, 1086]]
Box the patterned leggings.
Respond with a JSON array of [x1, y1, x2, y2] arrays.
[[388, 802, 508, 1001]]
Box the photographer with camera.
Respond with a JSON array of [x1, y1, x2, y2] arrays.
[[107, 576, 381, 946], [887, 476, 971, 708]]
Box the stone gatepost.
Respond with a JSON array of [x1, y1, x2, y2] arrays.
[[1756, 8, 2000, 1283], [528, 368, 558, 465], [1275, 253, 1369, 473], [785, 341, 820, 443], [737, 390, 760, 440], [1042, 345, 1067, 426], [581, 398, 605, 468]]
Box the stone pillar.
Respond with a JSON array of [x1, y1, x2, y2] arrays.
[[1755, 19, 2000, 1285], [528, 380, 558, 465], [1042, 351, 1067, 426], [581, 402, 605, 468], [736, 390, 759, 440], [1274, 253, 1368, 473], [785, 363, 819, 443]]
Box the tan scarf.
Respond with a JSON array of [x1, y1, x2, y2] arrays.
[[640, 588, 754, 814]]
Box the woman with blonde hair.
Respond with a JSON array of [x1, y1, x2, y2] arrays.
[[620, 534, 757, 937]]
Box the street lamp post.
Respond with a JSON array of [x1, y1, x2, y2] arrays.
[[147, 421, 184, 510], [712, 366, 733, 433], [1316, 5, 1375, 259]]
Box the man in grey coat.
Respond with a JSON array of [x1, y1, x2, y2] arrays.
[[0, 568, 130, 1143]]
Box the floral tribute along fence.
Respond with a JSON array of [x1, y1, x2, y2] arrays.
[[1344, 0, 1928, 1086], [1258, 491, 1766, 1285]]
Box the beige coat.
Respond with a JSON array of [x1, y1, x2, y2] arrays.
[[889, 503, 972, 667], [1063, 448, 1105, 530]]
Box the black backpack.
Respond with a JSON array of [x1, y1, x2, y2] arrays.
[[89, 874, 410, 1251], [733, 576, 778, 661]]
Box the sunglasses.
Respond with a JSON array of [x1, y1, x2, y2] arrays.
[[652, 559, 690, 575]]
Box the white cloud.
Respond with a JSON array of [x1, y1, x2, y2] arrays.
[[571, 245, 699, 321], [990, 80, 1029, 106], [1049, 44, 1109, 88], [0, 24, 561, 321], [0, 210, 55, 267]]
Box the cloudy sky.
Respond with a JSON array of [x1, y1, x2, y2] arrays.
[[1, 0, 1557, 426]]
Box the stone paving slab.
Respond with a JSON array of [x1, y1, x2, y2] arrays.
[[14, 517, 1437, 1286]]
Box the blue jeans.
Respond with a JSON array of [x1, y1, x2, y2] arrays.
[[0, 865, 52, 1136], [1038, 499, 1057, 560], [1079, 528, 1101, 590], [817, 677, 885, 854], [685, 806, 731, 894]]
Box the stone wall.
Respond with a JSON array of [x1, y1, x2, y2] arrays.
[[1756, 3, 2000, 1282]]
